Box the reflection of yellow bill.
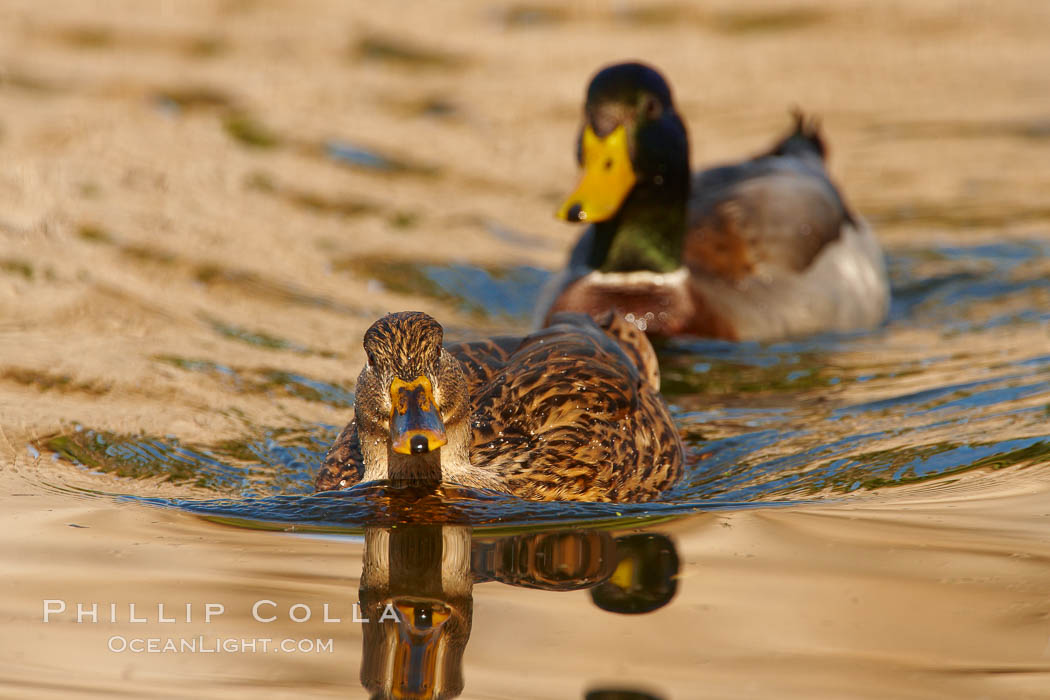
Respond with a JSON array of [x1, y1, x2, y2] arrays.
[[395, 601, 452, 629], [389, 376, 447, 455], [557, 125, 637, 223], [608, 557, 636, 591], [390, 599, 454, 699]]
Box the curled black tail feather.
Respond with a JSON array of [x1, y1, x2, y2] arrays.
[[760, 109, 857, 225], [764, 108, 828, 162]]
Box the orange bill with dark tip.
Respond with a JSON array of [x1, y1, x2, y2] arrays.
[[389, 599, 453, 698], [389, 376, 447, 455]]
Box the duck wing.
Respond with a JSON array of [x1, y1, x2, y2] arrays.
[[471, 313, 643, 441], [314, 418, 366, 491], [447, 336, 522, 395], [468, 313, 677, 499], [685, 114, 855, 281], [686, 159, 852, 281]]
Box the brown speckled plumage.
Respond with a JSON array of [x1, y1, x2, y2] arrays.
[[362, 311, 444, 381], [314, 311, 682, 502]]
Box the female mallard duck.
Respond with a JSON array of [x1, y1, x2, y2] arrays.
[[537, 61, 890, 340], [314, 310, 682, 502]]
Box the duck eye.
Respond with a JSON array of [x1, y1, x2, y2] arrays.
[[641, 96, 661, 119], [603, 158, 613, 171]]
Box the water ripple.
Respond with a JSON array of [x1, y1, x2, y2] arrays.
[[27, 239, 1050, 529]]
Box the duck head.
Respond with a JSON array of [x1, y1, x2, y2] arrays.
[[356, 311, 472, 485], [558, 62, 691, 274]]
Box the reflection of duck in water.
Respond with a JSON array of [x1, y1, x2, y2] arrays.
[[314, 310, 682, 501], [538, 62, 889, 340], [359, 526, 473, 699], [359, 525, 679, 699], [590, 533, 680, 615]]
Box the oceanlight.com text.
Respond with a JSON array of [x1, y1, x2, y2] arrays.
[[107, 636, 334, 654]]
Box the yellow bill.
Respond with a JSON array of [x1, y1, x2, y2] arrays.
[[557, 125, 637, 223], [389, 376, 447, 455]]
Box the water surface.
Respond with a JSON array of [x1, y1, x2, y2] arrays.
[[30, 240, 1050, 533]]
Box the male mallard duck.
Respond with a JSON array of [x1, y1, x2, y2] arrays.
[[537, 61, 890, 340], [314, 310, 682, 501]]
